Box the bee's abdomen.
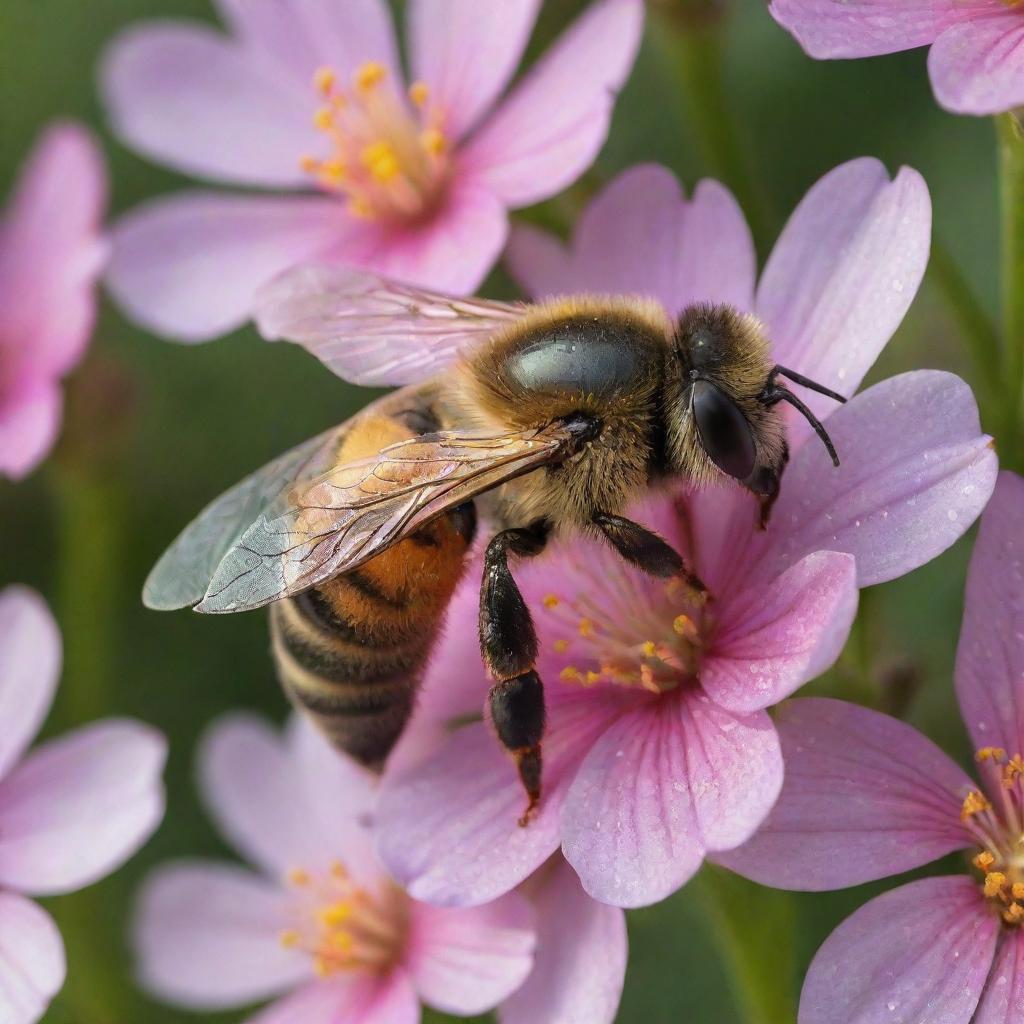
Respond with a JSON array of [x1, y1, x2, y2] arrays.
[[270, 505, 475, 768]]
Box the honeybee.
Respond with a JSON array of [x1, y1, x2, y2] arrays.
[[145, 265, 844, 823]]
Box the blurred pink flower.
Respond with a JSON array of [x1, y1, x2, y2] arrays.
[[0, 123, 107, 479], [720, 471, 1024, 1024], [136, 713, 625, 1024], [0, 585, 166, 1024], [100, 0, 643, 343], [373, 160, 998, 910], [770, 0, 1024, 116]]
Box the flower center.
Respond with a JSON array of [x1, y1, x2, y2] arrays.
[[542, 569, 707, 694], [962, 748, 1024, 926], [279, 861, 409, 976], [300, 63, 450, 223]]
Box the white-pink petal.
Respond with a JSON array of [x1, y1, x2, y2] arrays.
[[756, 158, 931, 431], [0, 383, 62, 482], [459, 0, 643, 207], [409, 0, 542, 141], [0, 587, 59, 780], [703, 551, 858, 713], [101, 22, 313, 188], [973, 931, 1024, 1024], [134, 861, 308, 1010], [106, 191, 349, 342], [0, 893, 65, 1024], [798, 876, 997, 1024], [761, 370, 997, 588], [406, 894, 535, 1014], [501, 859, 627, 1024], [244, 973, 418, 1024], [716, 698, 975, 890], [930, 13, 1024, 116], [955, 472, 1024, 757], [0, 719, 165, 895]]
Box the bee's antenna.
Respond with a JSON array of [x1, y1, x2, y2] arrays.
[[759, 383, 841, 467], [769, 365, 847, 405]]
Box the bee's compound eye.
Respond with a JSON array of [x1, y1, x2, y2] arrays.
[[692, 380, 756, 481]]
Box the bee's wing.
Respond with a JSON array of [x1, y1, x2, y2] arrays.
[[195, 421, 579, 615], [143, 424, 349, 611], [253, 264, 527, 386]]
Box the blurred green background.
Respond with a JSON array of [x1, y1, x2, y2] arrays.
[[0, 0, 1007, 1021]]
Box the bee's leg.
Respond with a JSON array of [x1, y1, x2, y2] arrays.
[[593, 512, 708, 598], [479, 520, 550, 827], [750, 438, 789, 530]]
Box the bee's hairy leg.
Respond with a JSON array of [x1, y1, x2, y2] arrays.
[[479, 520, 550, 827], [593, 512, 709, 600]]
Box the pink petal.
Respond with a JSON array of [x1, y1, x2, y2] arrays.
[[409, 0, 542, 141], [106, 191, 349, 342], [200, 713, 354, 882], [503, 224, 578, 300], [561, 691, 783, 907], [715, 699, 975, 890], [245, 974, 418, 1024], [955, 472, 1024, 756], [406, 893, 535, 1014], [459, 0, 643, 207], [0, 587, 59, 779], [334, 181, 508, 294], [703, 551, 858, 713], [769, 0, 999, 58], [756, 159, 931, 433], [973, 931, 1024, 1024], [500, 859, 627, 1024], [0, 380, 61, 481], [0, 893, 64, 1024], [0, 122, 106, 377], [0, 720, 166, 895], [798, 877, 996, 1024], [214, 0, 401, 91], [930, 14, 1024, 116], [761, 370, 997, 588], [134, 861, 308, 1010], [100, 23, 312, 188]]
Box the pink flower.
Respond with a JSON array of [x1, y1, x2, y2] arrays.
[[373, 160, 998, 910], [720, 471, 1024, 1024], [135, 712, 622, 1023], [770, 0, 1024, 116], [0, 123, 107, 479], [0, 585, 166, 1024], [100, 0, 643, 343]]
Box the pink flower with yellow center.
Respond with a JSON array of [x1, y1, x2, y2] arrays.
[[721, 472, 1024, 1024], [372, 160, 998, 910], [135, 712, 626, 1024], [0, 123, 107, 479], [100, 0, 643, 342], [770, 0, 1024, 116]]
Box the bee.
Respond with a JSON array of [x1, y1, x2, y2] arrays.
[[145, 266, 844, 823]]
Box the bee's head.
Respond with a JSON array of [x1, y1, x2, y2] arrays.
[[666, 304, 844, 522]]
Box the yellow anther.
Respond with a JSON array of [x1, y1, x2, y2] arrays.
[[1004, 754, 1024, 786], [330, 860, 348, 879], [420, 127, 446, 156], [961, 790, 991, 822], [314, 67, 337, 96], [673, 614, 698, 640], [974, 851, 997, 872], [324, 930, 354, 953], [553, 639, 570, 653], [355, 61, 387, 92], [640, 640, 658, 658], [578, 618, 594, 637], [316, 901, 353, 927], [542, 594, 560, 608], [409, 81, 429, 107], [288, 868, 311, 887], [1006, 904, 1024, 925], [1011, 883, 1024, 901], [664, 577, 682, 597], [347, 197, 375, 219], [319, 159, 348, 185], [585, 670, 602, 686], [279, 929, 300, 948], [299, 155, 320, 174], [984, 871, 1008, 899], [639, 664, 661, 693], [560, 666, 582, 683], [313, 955, 334, 978], [976, 746, 1007, 763], [313, 106, 336, 131], [361, 141, 399, 182]]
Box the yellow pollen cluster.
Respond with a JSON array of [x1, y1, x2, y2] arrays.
[[300, 63, 449, 221], [278, 860, 407, 976], [961, 789, 992, 822]]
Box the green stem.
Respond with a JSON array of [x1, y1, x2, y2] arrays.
[[651, 7, 774, 251], [928, 236, 1002, 405], [998, 113, 1024, 465], [697, 866, 798, 1024]]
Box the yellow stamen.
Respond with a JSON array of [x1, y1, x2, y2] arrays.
[[314, 67, 337, 96], [420, 127, 446, 156], [313, 955, 334, 978], [985, 871, 1008, 899], [640, 640, 658, 658], [316, 901, 353, 927], [673, 614, 698, 641], [578, 618, 594, 637], [961, 790, 991, 822], [560, 665, 583, 683], [1004, 754, 1024, 786], [584, 670, 602, 686], [553, 639, 570, 653], [313, 106, 336, 131], [1005, 902, 1024, 925], [1011, 883, 1024, 901], [330, 860, 348, 879], [288, 868, 311, 887], [976, 746, 1007, 763], [355, 61, 387, 92], [974, 851, 997, 872], [299, 155, 320, 174], [279, 929, 300, 948], [361, 140, 399, 182], [543, 594, 560, 608], [347, 197, 375, 219], [408, 81, 429, 107]]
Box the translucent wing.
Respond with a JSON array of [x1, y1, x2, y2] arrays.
[[253, 264, 527, 386], [143, 424, 350, 611], [195, 420, 583, 615]]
